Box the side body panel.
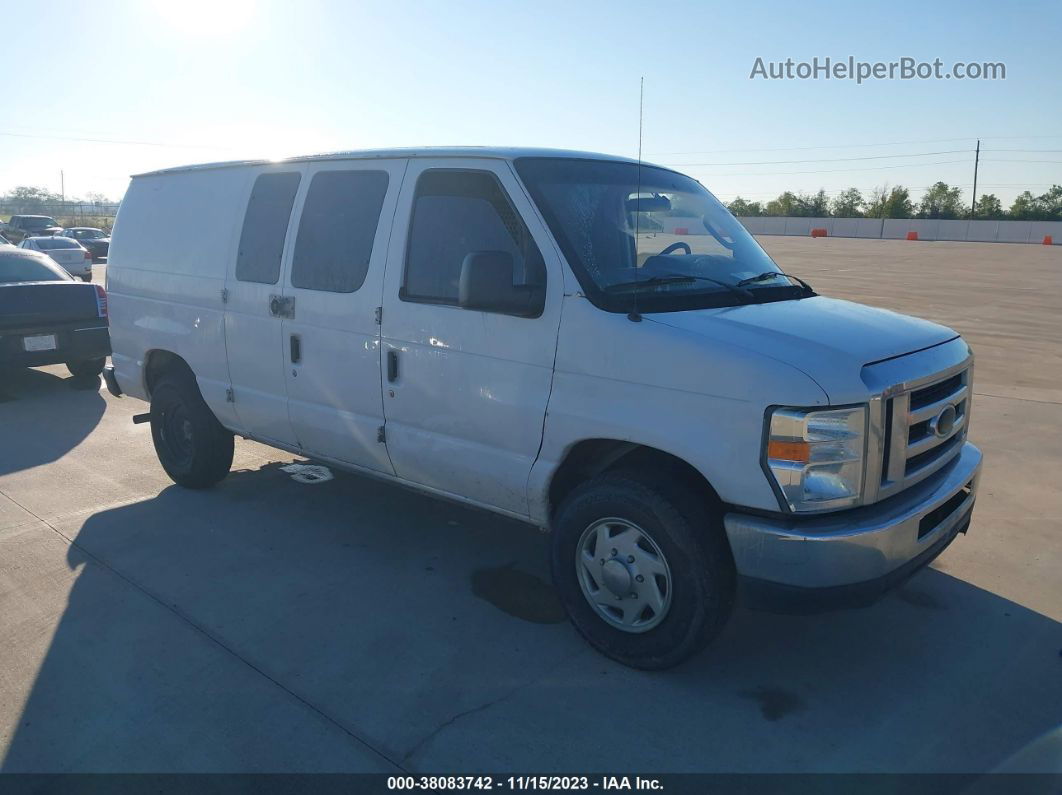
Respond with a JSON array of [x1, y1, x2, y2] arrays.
[[379, 158, 564, 516], [106, 169, 244, 428], [526, 297, 830, 524], [222, 167, 302, 445]]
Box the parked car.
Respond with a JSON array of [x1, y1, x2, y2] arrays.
[[4, 214, 63, 244], [61, 227, 110, 261], [0, 248, 110, 379], [18, 236, 93, 281], [0, 232, 11, 245], [104, 148, 981, 669]]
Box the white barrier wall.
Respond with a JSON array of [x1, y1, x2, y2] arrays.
[[737, 216, 1061, 244]]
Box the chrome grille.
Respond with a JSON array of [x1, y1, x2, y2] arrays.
[[879, 365, 971, 496]]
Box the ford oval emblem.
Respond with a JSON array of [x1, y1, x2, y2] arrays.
[[929, 404, 957, 438]]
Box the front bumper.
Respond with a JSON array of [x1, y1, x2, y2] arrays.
[[725, 441, 982, 612]]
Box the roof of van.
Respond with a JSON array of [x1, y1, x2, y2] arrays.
[[132, 147, 656, 177]]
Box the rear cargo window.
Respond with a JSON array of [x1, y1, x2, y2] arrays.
[[236, 171, 301, 284], [291, 170, 389, 293]]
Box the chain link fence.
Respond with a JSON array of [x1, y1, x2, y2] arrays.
[[0, 201, 120, 230]]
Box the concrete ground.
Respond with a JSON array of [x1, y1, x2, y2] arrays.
[[0, 239, 1059, 773]]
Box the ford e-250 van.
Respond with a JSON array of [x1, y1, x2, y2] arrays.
[[104, 148, 981, 669]]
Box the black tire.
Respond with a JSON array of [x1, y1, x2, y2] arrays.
[[66, 357, 105, 379], [80, 274, 92, 282], [551, 470, 735, 670], [149, 372, 234, 488]]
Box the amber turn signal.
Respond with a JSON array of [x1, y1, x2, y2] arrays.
[[767, 439, 811, 463]]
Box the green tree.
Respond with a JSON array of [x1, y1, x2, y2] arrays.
[[765, 191, 798, 216], [727, 197, 764, 216], [866, 185, 914, 219], [764, 190, 830, 217], [1005, 186, 1062, 221], [1, 185, 64, 213], [1036, 185, 1062, 220], [802, 189, 830, 217], [973, 193, 1003, 219], [830, 188, 864, 218], [1008, 191, 1038, 219], [918, 182, 965, 219]]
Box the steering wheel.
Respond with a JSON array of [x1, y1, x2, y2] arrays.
[[658, 241, 692, 256]]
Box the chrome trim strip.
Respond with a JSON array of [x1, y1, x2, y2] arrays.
[[886, 392, 910, 485], [909, 384, 969, 424]]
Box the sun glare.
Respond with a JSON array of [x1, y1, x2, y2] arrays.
[[152, 0, 256, 36]]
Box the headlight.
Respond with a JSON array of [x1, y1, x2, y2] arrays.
[[764, 405, 867, 512]]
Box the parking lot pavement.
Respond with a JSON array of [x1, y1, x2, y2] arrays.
[[2, 239, 1060, 772]]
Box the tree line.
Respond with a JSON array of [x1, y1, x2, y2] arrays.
[[1, 185, 116, 210], [726, 183, 1062, 221]]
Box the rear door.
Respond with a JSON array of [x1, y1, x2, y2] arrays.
[[223, 168, 302, 446], [280, 160, 406, 473], [379, 159, 562, 516]]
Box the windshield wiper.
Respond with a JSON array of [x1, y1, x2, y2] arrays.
[[604, 273, 754, 299], [736, 271, 815, 292]]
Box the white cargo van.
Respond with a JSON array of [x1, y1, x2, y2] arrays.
[[105, 148, 981, 668]]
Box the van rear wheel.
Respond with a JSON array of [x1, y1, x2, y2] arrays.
[[550, 470, 735, 670], [150, 373, 233, 488]]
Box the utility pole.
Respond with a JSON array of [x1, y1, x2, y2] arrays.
[[970, 139, 980, 218]]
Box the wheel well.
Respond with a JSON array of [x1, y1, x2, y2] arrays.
[[548, 440, 722, 519], [144, 350, 194, 397]]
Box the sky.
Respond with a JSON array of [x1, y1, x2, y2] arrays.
[[1, 0, 1060, 209]]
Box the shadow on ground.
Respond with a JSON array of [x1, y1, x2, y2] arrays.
[[3, 460, 1060, 772], [0, 368, 105, 477]]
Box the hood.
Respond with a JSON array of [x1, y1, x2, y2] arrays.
[[645, 296, 958, 400]]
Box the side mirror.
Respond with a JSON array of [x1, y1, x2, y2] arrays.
[[459, 251, 544, 317]]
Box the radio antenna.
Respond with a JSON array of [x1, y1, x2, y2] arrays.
[[628, 76, 645, 323]]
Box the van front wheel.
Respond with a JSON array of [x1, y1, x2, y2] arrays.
[[550, 471, 734, 670], [149, 374, 234, 488]]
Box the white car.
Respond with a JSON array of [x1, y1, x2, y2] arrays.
[[19, 236, 93, 281], [103, 147, 981, 669]]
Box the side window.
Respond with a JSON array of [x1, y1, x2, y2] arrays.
[[235, 171, 301, 284], [402, 169, 545, 313], [290, 170, 389, 293]]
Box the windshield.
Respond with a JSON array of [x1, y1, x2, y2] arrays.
[[0, 251, 69, 283], [34, 237, 80, 251], [70, 229, 105, 239], [515, 158, 809, 313]]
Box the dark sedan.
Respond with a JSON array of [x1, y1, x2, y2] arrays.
[[0, 248, 110, 379], [61, 227, 110, 261]]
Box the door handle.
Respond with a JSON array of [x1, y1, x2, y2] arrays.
[[269, 295, 295, 318], [290, 334, 301, 364], [387, 350, 399, 382]]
